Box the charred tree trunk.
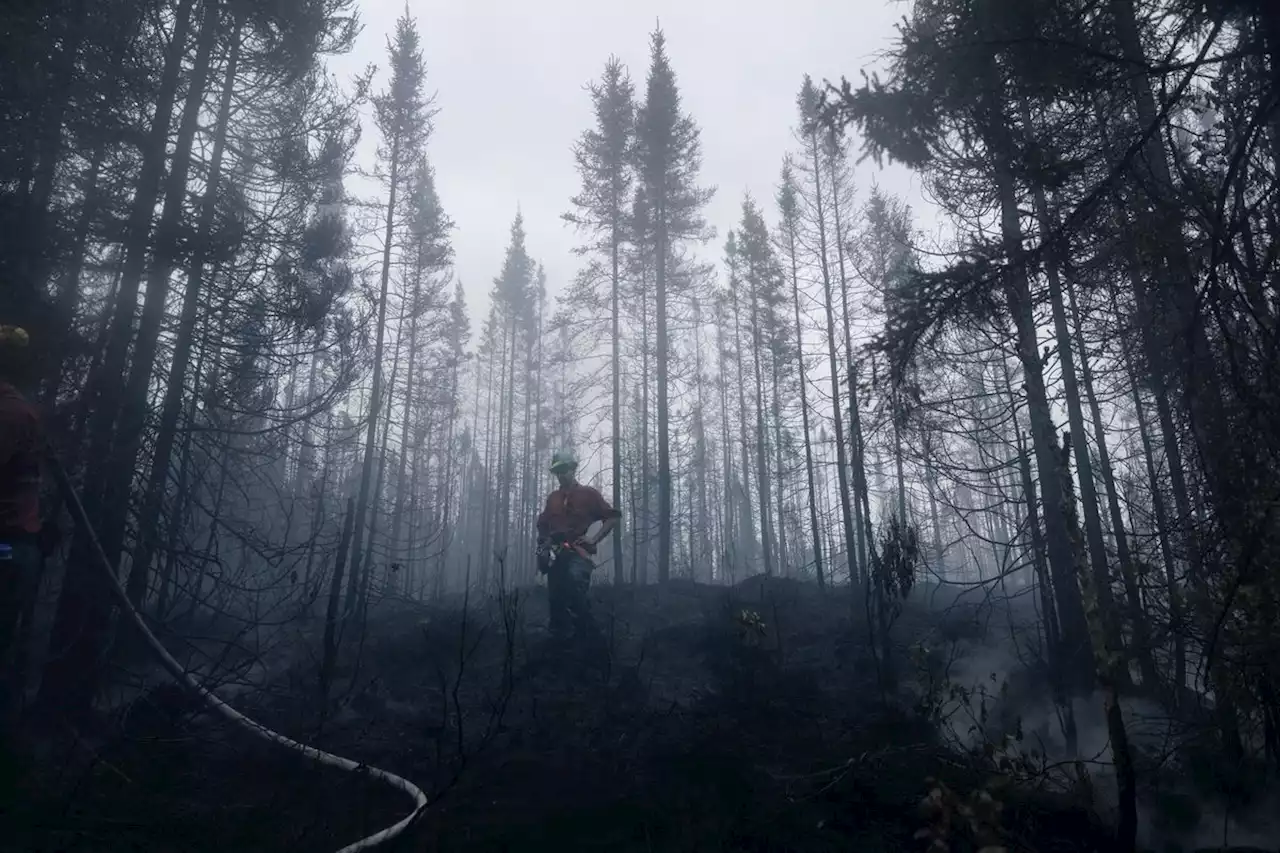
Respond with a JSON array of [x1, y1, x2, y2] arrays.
[[1028, 173, 1129, 683], [129, 15, 243, 607], [806, 130, 857, 588], [347, 132, 404, 613], [656, 223, 672, 584], [747, 258, 775, 577], [40, 0, 198, 717], [787, 217, 825, 588], [321, 497, 357, 701]]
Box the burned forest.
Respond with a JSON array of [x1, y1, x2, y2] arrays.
[[1, 0, 1279, 851]]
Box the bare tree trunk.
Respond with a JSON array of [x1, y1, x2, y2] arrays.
[[477, 331, 499, 581], [157, 333, 209, 618], [360, 303, 408, 605], [716, 324, 735, 583], [186, 431, 231, 624], [747, 261, 775, 577], [437, 345, 462, 591], [1063, 273, 1157, 689], [1128, 364, 1187, 693], [926, 457, 945, 580], [43, 140, 105, 404], [346, 130, 404, 613], [655, 221, 672, 584], [103, 0, 220, 578], [639, 272, 652, 584], [990, 150, 1094, 691], [611, 214, 625, 584], [389, 275, 422, 566], [321, 497, 357, 701], [1028, 170, 1128, 682], [771, 356, 788, 576], [787, 222, 825, 587], [829, 145, 867, 584], [129, 16, 242, 606], [892, 404, 908, 525], [40, 0, 198, 717], [498, 311, 520, 569], [302, 449, 331, 614], [1002, 358, 1079, 753], [806, 130, 857, 587], [1063, 437, 1137, 853], [729, 264, 757, 569]]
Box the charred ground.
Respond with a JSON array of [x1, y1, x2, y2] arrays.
[[2, 576, 1141, 853]]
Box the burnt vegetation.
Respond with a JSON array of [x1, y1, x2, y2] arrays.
[[1, 0, 1279, 851]]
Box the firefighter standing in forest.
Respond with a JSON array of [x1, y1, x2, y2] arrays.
[[0, 325, 46, 727], [535, 450, 619, 646]]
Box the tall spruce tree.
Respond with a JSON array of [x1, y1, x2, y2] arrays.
[[488, 211, 536, 579], [634, 27, 713, 583], [346, 10, 435, 616], [777, 160, 825, 587], [735, 196, 785, 576], [565, 56, 635, 584]]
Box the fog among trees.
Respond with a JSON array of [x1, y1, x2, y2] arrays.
[[1, 0, 1278, 850]]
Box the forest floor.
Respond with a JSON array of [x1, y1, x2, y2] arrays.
[[0, 575, 1181, 853]]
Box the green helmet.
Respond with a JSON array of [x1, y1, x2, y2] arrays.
[[0, 326, 29, 348], [549, 449, 578, 473]]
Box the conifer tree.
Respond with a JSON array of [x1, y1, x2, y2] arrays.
[[488, 211, 536, 579], [634, 27, 714, 583], [346, 10, 435, 615], [777, 160, 826, 587], [734, 197, 786, 576], [565, 56, 635, 584]]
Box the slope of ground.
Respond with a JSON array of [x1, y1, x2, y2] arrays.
[[4, 577, 1126, 852]]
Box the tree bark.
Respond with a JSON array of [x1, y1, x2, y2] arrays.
[[102, 0, 220, 581], [1063, 273, 1158, 690], [40, 0, 198, 718], [979, 83, 1094, 689], [771, 357, 788, 576], [1028, 173, 1129, 682], [786, 214, 825, 588], [805, 131, 857, 587], [129, 14, 242, 607], [321, 497, 357, 701], [747, 250, 775, 577], [389, 274, 422, 568], [828, 142, 868, 583], [347, 132, 403, 613], [611, 202, 625, 584], [655, 216, 672, 584]]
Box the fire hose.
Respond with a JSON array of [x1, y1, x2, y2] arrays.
[[48, 455, 428, 853]]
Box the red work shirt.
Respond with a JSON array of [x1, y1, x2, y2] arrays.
[[0, 382, 41, 537], [536, 482, 619, 542]]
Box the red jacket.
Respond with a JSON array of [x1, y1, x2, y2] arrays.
[[536, 482, 619, 543], [0, 382, 41, 538]]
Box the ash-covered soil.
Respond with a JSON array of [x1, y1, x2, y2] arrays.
[[3, 577, 1121, 852]]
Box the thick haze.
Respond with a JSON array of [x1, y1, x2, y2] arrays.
[[329, 0, 934, 317]]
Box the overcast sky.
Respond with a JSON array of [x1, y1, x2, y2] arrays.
[[329, 0, 933, 322]]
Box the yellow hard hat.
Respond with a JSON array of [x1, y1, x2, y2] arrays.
[[0, 325, 29, 347]]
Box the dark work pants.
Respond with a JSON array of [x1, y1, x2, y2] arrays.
[[547, 553, 596, 642], [0, 542, 41, 735]]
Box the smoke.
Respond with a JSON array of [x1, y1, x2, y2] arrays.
[[922, 626, 1280, 851]]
